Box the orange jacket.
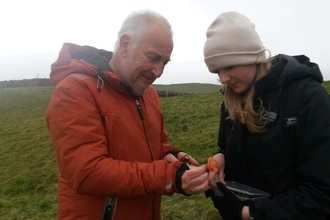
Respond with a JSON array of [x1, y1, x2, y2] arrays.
[[46, 43, 184, 220]]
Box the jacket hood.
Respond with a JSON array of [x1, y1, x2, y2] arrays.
[[277, 54, 323, 83], [50, 43, 119, 86], [255, 54, 323, 92]]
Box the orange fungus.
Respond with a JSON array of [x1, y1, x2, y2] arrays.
[[207, 157, 220, 173]]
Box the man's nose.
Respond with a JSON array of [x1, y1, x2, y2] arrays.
[[151, 62, 165, 78]]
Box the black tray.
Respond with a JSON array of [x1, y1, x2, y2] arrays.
[[214, 181, 270, 201]]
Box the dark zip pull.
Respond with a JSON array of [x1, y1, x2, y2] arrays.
[[135, 99, 144, 120], [101, 197, 112, 220]]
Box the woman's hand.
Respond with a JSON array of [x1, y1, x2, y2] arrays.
[[208, 153, 226, 188]]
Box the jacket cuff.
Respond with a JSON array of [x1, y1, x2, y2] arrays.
[[175, 163, 191, 196], [218, 148, 226, 157], [167, 150, 182, 158]]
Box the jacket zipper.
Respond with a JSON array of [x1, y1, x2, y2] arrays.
[[110, 196, 118, 220], [102, 196, 117, 220], [134, 98, 155, 220], [135, 99, 144, 120], [134, 99, 153, 160]]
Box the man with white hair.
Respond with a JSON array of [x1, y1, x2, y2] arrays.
[[46, 10, 209, 220]]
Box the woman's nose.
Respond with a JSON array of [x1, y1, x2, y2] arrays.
[[219, 73, 230, 84]]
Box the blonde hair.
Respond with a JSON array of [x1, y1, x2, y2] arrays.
[[222, 59, 273, 133]]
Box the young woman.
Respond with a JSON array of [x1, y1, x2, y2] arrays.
[[203, 11, 330, 220]]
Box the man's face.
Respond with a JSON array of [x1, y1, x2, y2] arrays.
[[120, 24, 173, 96]]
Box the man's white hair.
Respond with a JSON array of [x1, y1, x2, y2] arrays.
[[113, 9, 173, 51]]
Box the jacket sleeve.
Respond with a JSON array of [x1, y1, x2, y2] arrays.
[[46, 78, 183, 197], [217, 102, 229, 155], [254, 81, 330, 219]]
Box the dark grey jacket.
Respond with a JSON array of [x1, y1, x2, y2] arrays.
[[217, 54, 330, 219]]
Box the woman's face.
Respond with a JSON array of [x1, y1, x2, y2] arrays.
[[217, 64, 257, 93]]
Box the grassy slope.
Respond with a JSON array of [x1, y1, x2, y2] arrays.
[[0, 87, 57, 219], [0, 85, 222, 220], [0, 81, 329, 219], [322, 80, 330, 92], [160, 92, 222, 220]]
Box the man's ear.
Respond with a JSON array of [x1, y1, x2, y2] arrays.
[[119, 35, 130, 57]]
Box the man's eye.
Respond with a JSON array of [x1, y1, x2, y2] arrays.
[[148, 56, 157, 62]]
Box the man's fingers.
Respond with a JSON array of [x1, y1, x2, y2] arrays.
[[187, 164, 207, 173], [182, 166, 209, 194], [187, 157, 198, 166], [178, 153, 199, 165], [163, 154, 178, 163], [184, 181, 209, 194]]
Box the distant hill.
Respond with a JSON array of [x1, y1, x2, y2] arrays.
[[153, 83, 221, 94], [0, 78, 221, 95], [1, 78, 329, 95], [0, 78, 52, 88]]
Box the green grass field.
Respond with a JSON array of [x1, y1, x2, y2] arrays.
[[153, 83, 221, 94], [0, 81, 329, 220], [0, 84, 222, 220]]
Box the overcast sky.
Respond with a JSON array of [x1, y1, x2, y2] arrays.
[[0, 0, 329, 85]]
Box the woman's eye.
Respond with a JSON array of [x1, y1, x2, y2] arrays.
[[225, 66, 234, 70]]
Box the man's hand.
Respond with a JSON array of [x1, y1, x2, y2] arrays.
[[181, 165, 209, 194], [163, 152, 198, 166], [163, 153, 178, 163]]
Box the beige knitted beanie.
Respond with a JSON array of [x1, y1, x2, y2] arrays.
[[204, 11, 266, 73]]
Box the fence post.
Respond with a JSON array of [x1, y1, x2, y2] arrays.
[[35, 73, 39, 87]]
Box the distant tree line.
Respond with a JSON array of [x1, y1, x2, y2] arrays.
[[0, 78, 52, 88], [0, 78, 190, 98], [157, 90, 190, 97]]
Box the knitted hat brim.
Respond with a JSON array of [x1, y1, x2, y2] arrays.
[[204, 48, 266, 73]]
